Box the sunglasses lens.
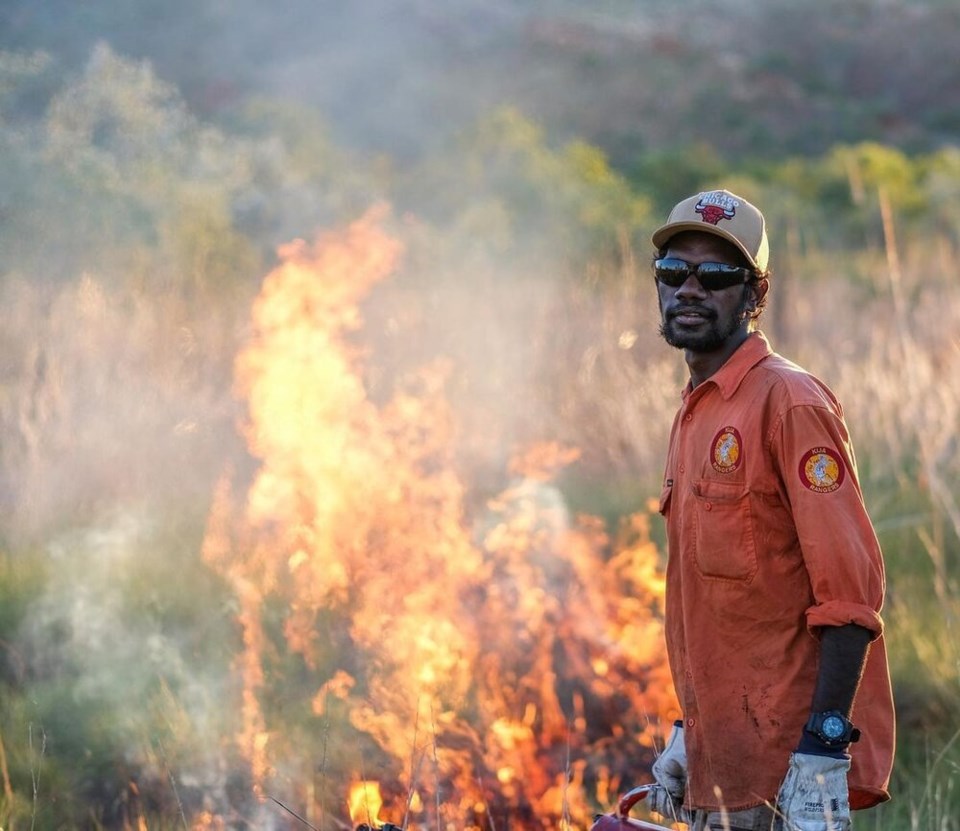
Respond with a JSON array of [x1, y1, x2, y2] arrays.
[[653, 258, 691, 287], [697, 262, 751, 291]]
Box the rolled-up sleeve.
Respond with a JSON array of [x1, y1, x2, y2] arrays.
[[773, 402, 886, 638]]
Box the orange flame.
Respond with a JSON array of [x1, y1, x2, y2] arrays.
[[348, 781, 384, 826], [202, 206, 677, 830]]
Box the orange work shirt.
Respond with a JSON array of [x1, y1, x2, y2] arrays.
[[658, 332, 895, 812]]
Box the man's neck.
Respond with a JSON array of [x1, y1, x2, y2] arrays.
[[685, 328, 752, 389]]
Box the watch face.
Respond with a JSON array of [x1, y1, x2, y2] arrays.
[[822, 715, 846, 740]]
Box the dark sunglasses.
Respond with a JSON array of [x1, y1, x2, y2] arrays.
[[653, 257, 755, 291]]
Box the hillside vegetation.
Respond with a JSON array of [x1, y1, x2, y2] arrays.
[[2, 0, 959, 167]]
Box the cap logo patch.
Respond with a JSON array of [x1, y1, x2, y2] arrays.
[[799, 447, 846, 493], [711, 426, 743, 473], [696, 191, 740, 226]]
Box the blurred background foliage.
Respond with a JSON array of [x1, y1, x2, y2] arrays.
[[0, 1, 958, 828]]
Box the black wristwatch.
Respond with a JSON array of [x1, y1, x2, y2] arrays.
[[804, 710, 861, 747]]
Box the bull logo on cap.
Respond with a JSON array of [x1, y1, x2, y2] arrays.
[[695, 191, 739, 226]]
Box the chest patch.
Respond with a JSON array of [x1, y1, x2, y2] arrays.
[[799, 447, 846, 493], [711, 426, 743, 473]]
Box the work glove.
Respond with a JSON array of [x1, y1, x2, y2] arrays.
[[776, 752, 851, 831], [648, 721, 689, 823], [646, 784, 694, 825], [652, 721, 687, 801]]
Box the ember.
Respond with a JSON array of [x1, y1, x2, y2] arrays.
[[202, 207, 677, 829]]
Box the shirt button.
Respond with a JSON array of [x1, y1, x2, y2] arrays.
[[686, 718, 696, 728], [679, 464, 685, 473], [705, 502, 712, 511], [684, 413, 693, 422]]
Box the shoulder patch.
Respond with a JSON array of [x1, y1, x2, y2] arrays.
[[799, 447, 846, 493], [711, 426, 743, 473]]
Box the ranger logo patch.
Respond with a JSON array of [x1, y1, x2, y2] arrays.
[[799, 447, 846, 493], [711, 426, 743, 473]]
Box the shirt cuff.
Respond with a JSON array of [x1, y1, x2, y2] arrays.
[[805, 600, 884, 638]]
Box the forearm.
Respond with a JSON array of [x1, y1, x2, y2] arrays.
[[795, 622, 873, 756], [809, 622, 873, 716]]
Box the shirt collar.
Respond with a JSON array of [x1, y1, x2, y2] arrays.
[[681, 331, 772, 401]]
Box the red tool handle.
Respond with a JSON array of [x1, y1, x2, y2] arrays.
[[617, 784, 654, 817], [590, 784, 673, 831]]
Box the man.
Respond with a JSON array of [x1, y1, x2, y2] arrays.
[[646, 190, 895, 831]]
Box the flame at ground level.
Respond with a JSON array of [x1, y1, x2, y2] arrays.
[[201, 207, 678, 830], [349, 781, 385, 826]]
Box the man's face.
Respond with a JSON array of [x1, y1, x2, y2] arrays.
[[656, 232, 756, 353]]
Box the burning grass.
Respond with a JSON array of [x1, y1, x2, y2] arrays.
[[200, 209, 677, 829]]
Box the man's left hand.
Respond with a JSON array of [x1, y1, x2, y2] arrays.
[[776, 752, 851, 830]]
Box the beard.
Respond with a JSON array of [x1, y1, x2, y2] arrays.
[[659, 290, 753, 353]]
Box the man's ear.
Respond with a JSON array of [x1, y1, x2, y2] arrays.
[[750, 277, 770, 315]]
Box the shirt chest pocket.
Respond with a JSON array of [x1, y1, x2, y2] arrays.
[[691, 479, 757, 582]]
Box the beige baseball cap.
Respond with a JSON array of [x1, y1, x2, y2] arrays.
[[651, 189, 769, 272]]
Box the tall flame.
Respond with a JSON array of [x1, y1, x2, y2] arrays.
[[202, 206, 677, 830]]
